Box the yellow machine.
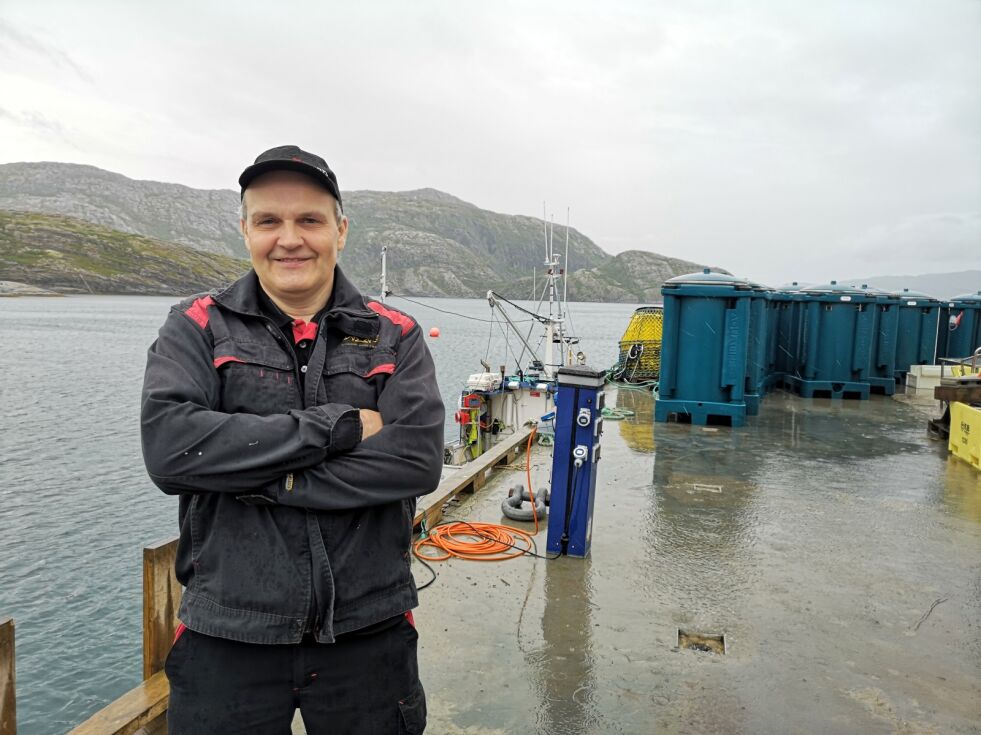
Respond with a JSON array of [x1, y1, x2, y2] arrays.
[[949, 401, 981, 471]]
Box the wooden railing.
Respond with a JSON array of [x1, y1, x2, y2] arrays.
[[142, 540, 182, 681], [1, 618, 14, 735], [68, 539, 180, 735], [415, 425, 532, 531]]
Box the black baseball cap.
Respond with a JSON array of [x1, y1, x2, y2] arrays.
[[238, 145, 342, 207]]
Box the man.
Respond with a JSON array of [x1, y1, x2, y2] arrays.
[[141, 145, 444, 734]]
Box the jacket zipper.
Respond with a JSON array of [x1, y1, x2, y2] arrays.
[[258, 321, 302, 497], [260, 314, 322, 636], [261, 320, 302, 389]]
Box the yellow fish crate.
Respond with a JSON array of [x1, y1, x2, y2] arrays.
[[949, 401, 981, 471]]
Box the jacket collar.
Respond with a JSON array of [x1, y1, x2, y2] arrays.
[[213, 266, 379, 338]]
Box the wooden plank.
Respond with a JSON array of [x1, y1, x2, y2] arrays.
[[415, 426, 533, 530], [67, 671, 169, 735], [0, 618, 14, 735], [934, 385, 981, 403], [142, 538, 181, 680], [135, 717, 168, 735]]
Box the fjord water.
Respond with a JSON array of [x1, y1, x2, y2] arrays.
[[0, 294, 640, 733]]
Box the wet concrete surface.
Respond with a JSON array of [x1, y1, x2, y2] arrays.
[[413, 389, 981, 734]]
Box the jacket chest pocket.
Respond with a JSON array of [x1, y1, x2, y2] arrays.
[[321, 349, 396, 410], [214, 340, 298, 416]]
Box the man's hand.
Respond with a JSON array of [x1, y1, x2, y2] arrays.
[[359, 409, 383, 440]]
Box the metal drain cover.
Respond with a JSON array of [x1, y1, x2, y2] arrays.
[[678, 629, 726, 654]]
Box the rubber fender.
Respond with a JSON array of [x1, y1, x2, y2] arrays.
[[501, 491, 547, 522]]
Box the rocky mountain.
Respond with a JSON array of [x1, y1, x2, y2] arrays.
[[0, 162, 243, 257], [571, 250, 723, 302], [342, 188, 608, 298], [0, 210, 248, 295], [0, 162, 721, 300]]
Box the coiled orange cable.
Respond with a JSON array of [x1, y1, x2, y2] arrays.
[[414, 521, 534, 561]]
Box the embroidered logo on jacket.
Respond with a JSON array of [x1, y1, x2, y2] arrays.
[[342, 335, 380, 347]]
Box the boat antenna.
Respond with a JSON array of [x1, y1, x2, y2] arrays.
[[552, 213, 562, 332], [563, 208, 570, 310], [549, 215, 555, 266], [542, 202, 549, 262]]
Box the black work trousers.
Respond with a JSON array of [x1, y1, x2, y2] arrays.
[[164, 618, 426, 734]]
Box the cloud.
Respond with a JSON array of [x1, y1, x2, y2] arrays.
[[845, 212, 981, 267], [0, 106, 76, 147], [0, 19, 92, 82], [0, 0, 977, 285]]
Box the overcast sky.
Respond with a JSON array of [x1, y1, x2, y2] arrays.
[[1, 0, 978, 285]]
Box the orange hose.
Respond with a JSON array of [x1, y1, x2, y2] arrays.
[[525, 424, 539, 534], [413, 424, 542, 563]]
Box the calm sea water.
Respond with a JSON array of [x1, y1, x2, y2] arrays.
[[0, 293, 642, 734]]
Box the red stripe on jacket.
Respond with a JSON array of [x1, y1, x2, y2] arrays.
[[366, 302, 415, 336], [213, 356, 244, 368], [184, 296, 214, 329], [365, 363, 396, 378]]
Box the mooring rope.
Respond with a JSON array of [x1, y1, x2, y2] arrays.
[[389, 293, 534, 324]]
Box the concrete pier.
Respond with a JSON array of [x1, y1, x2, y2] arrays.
[[412, 388, 981, 734]]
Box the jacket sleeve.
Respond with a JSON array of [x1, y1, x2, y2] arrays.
[[270, 323, 445, 511], [141, 309, 362, 495]]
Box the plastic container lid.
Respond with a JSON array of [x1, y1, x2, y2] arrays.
[[858, 283, 902, 300], [949, 290, 981, 304], [799, 280, 871, 295], [663, 268, 751, 288], [898, 287, 940, 303]]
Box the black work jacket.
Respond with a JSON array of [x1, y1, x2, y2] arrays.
[[141, 267, 444, 643]]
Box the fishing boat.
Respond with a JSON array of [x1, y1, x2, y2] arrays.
[[441, 274, 583, 465], [380, 215, 587, 466]]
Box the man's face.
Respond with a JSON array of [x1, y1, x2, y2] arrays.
[[240, 170, 347, 311]]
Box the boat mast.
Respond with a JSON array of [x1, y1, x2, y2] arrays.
[[562, 208, 570, 366], [552, 214, 565, 366], [497, 204, 574, 380], [543, 210, 554, 379], [380, 246, 388, 303]]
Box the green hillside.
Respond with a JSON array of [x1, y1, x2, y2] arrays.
[[0, 210, 248, 295]]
